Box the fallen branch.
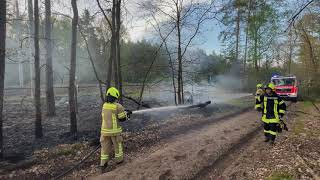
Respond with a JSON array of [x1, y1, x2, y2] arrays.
[[122, 95, 151, 109], [184, 101, 211, 109]]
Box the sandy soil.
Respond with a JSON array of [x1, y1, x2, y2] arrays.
[[93, 110, 262, 180], [200, 102, 320, 180]]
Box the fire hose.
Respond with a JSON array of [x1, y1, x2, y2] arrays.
[[54, 145, 101, 179]]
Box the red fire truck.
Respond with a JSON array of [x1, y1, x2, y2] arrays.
[[271, 75, 298, 102]]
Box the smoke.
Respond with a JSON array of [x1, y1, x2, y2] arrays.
[[214, 59, 245, 92], [214, 75, 244, 91]]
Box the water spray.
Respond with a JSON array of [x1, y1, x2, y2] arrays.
[[127, 101, 212, 116]]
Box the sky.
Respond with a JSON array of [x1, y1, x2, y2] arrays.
[[13, 0, 311, 55], [52, 0, 223, 54]]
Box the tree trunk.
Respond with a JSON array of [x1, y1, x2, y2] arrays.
[[165, 44, 177, 105], [301, 26, 317, 74], [28, 0, 34, 97], [15, 0, 24, 88], [244, 3, 251, 73], [176, 6, 183, 104], [253, 33, 259, 72], [45, 0, 55, 116], [287, 30, 293, 74], [0, 0, 6, 158], [244, 29, 248, 73], [115, 0, 122, 103], [34, 0, 43, 138], [235, 6, 240, 65], [111, 0, 118, 89], [69, 0, 78, 134]]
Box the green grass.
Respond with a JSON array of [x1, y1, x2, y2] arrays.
[[267, 171, 294, 180], [292, 119, 305, 136], [225, 96, 253, 107], [302, 101, 313, 109]]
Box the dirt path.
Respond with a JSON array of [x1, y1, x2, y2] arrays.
[[200, 102, 320, 180], [93, 110, 262, 180]]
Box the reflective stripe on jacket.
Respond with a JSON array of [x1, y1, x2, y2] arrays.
[[101, 102, 126, 136], [255, 93, 286, 123], [255, 89, 265, 109]]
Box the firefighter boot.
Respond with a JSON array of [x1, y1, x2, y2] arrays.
[[264, 134, 270, 142], [269, 139, 275, 145], [98, 164, 107, 174]]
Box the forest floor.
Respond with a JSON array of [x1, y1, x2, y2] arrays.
[[93, 101, 320, 180], [1, 90, 319, 180]]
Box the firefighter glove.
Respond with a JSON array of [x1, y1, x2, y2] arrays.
[[125, 109, 132, 118], [256, 107, 262, 112]]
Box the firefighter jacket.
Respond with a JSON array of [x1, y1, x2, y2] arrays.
[[256, 88, 264, 96], [101, 102, 127, 136], [255, 92, 286, 123], [255, 88, 265, 107]]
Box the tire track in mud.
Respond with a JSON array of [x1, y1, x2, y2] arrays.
[[192, 102, 294, 179], [192, 124, 262, 180]]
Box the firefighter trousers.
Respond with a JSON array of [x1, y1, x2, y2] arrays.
[[100, 135, 124, 166], [263, 122, 278, 141]]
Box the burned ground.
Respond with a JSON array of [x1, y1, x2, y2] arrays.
[[0, 91, 253, 179]]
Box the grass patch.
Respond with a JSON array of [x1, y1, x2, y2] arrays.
[[48, 143, 83, 159], [292, 119, 305, 135], [302, 101, 313, 109], [267, 171, 294, 180], [225, 96, 253, 107]]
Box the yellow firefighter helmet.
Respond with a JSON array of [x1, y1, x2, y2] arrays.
[[106, 87, 120, 99], [266, 83, 276, 91]]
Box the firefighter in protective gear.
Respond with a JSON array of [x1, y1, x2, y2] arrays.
[[256, 84, 264, 96], [99, 87, 128, 173], [255, 83, 265, 104], [255, 83, 286, 145]]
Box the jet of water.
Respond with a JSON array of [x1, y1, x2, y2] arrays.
[[132, 105, 188, 114]]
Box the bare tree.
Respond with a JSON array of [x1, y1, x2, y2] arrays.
[[243, 0, 252, 73], [115, 0, 122, 103], [0, 0, 6, 158], [140, 0, 216, 104], [151, 16, 178, 105], [45, 0, 56, 116], [111, 0, 118, 90], [34, 0, 43, 138], [69, 0, 78, 134], [97, 0, 123, 99], [235, 1, 241, 66], [28, 0, 34, 97], [15, 0, 24, 87]]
